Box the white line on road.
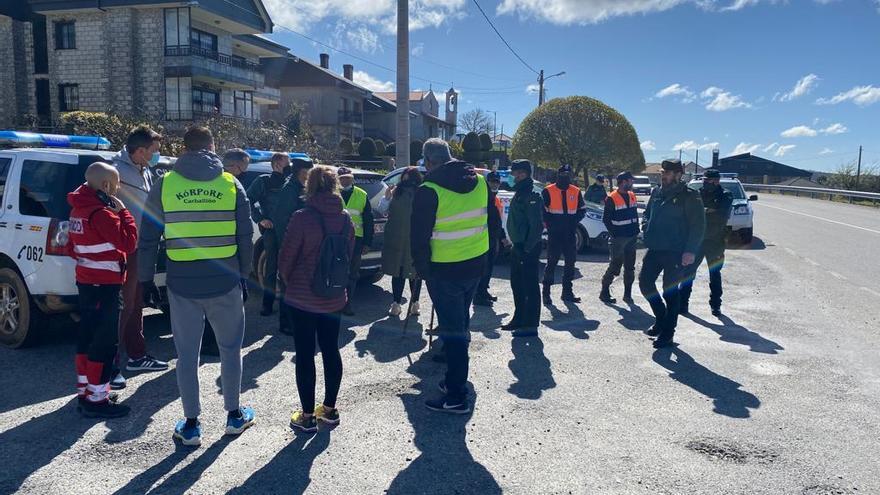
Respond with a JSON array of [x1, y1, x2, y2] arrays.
[[861, 287, 880, 298], [758, 203, 880, 235], [829, 271, 847, 281], [803, 258, 820, 267]]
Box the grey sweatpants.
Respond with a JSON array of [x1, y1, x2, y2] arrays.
[[168, 285, 245, 418]]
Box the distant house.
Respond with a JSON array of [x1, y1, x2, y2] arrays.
[[374, 89, 457, 142], [717, 153, 812, 184], [644, 163, 662, 184], [493, 133, 513, 149]]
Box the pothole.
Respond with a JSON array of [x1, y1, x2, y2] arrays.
[[685, 437, 779, 465]]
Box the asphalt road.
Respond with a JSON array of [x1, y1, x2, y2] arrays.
[[1, 194, 878, 494]]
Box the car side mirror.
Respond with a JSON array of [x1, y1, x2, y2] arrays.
[[749, 195, 758, 201]]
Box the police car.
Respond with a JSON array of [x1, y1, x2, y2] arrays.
[[383, 166, 609, 252], [0, 131, 174, 348], [687, 173, 758, 244], [237, 150, 389, 287]]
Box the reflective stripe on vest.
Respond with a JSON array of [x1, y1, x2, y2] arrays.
[[161, 171, 238, 262], [422, 174, 490, 263], [73, 242, 116, 254], [545, 184, 581, 215], [344, 186, 368, 238], [77, 258, 121, 272], [608, 190, 639, 226]]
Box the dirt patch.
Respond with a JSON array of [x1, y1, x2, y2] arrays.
[[685, 437, 779, 465]]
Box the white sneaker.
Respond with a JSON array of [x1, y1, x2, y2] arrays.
[[409, 302, 421, 316], [389, 302, 402, 317]]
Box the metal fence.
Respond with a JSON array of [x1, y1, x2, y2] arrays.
[[742, 183, 880, 206]]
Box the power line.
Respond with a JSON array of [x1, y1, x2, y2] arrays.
[[469, 0, 539, 75]]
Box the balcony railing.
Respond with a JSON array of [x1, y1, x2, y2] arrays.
[[165, 45, 261, 71], [165, 109, 258, 125], [338, 110, 363, 124]]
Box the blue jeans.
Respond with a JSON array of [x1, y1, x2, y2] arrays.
[[426, 277, 480, 402]]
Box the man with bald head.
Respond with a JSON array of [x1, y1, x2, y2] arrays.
[[68, 162, 139, 418]]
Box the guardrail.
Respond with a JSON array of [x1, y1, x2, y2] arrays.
[[742, 183, 880, 206]]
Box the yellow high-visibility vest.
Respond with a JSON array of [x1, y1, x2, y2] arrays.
[[422, 175, 490, 263], [161, 171, 237, 262], [344, 186, 368, 238]]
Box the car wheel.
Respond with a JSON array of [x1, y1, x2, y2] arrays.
[[0, 268, 38, 349], [575, 227, 586, 253], [739, 228, 753, 245]]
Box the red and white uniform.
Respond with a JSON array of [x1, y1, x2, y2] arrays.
[[67, 184, 138, 284]]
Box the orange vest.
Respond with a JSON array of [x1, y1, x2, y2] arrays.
[[493, 194, 503, 218], [608, 190, 639, 227], [544, 184, 581, 215]]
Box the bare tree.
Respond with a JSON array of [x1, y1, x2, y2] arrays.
[[459, 108, 493, 135]]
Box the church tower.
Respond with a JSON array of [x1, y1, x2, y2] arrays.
[[445, 87, 458, 136]]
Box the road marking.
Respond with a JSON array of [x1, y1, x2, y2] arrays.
[[829, 271, 847, 281], [758, 203, 880, 235], [803, 258, 820, 267], [861, 287, 880, 298]]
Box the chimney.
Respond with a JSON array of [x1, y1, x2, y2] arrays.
[[712, 148, 720, 168], [319, 53, 329, 69], [343, 64, 353, 81]]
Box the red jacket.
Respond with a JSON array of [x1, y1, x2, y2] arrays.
[[67, 184, 138, 285], [279, 192, 354, 314]]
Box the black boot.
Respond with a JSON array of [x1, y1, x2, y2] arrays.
[[711, 305, 722, 317], [561, 286, 581, 303], [622, 275, 635, 303], [599, 280, 616, 304], [542, 284, 552, 305]]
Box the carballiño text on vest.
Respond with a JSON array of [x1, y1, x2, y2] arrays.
[[176, 188, 223, 204]]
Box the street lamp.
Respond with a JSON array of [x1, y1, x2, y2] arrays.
[[485, 109, 497, 144], [538, 70, 566, 106]]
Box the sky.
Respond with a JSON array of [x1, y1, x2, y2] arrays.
[[260, 0, 880, 172]]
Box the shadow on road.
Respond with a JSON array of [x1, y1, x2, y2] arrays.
[[228, 433, 330, 495], [652, 347, 760, 418], [686, 313, 784, 354], [727, 236, 767, 251], [471, 303, 508, 340], [508, 336, 556, 400], [612, 302, 654, 331], [354, 317, 427, 363], [541, 301, 599, 340], [386, 352, 501, 495]]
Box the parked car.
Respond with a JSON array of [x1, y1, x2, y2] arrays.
[[687, 176, 758, 243], [632, 175, 654, 197], [383, 166, 609, 252]]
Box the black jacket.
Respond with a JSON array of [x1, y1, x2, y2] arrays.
[[341, 186, 374, 247], [506, 177, 544, 253], [700, 185, 733, 245], [541, 182, 586, 235], [247, 172, 287, 231], [603, 190, 639, 238], [488, 190, 506, 241], [411, 160, 496, 280]]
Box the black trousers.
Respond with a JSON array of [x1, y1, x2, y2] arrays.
[[425, 277, 479, 403], [476, 240, 498, 297], [544, 231, 577, 292], [638, 250, 684, 341], [288, 304, 343, 414], [261, 228, 280, 307], [347, 238, 364, 304], [392, 276, 422, 304], [602, 236, 637, 289], [76, 283, 121, 384], [511, 245, 541, 326], [679, 243, 725, 309]]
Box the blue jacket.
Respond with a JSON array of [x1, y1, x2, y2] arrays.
[[642, 182, 705, 254]]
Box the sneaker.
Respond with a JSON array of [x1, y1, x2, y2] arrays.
[[79, 399, 130, 419], [409, 302, 421, 316], [425, 397, 470, 415], [127, 355, 169, 372], [711, 307, 722, 317], [173, 420, 202, 446], [225, 406, 256, 435], [389, 302, 402, 317], [110, 372, 127, 390], [289, 411, 318, 433], [78, 392, 119, 408], [438, 380, 448, 395], [314, 404, 340, 425]]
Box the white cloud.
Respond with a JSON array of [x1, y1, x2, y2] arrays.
[[763, 142, 779, 152], [353, 70, 395, 92], [672, 140, 719, 151], [781, 125, 818, 138], [701, 86, 751, 111], [263, 0, 465, 33], [655, 83, 694, 100], [338, 24, 382, 53], [775, 144, 797, 157], [821, 123, 848, 135], [640, 140, 657, 151], [731, 142, 761, 155], [816, 85, 880, 106], [526, 83, 540, 95], [819, 148, 835, 155], [775, 74, 820, 102], [411, 42, 424, 57]]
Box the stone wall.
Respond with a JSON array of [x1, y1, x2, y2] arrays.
[[0, 16, 17, 128], [132, 8, 164, 118]]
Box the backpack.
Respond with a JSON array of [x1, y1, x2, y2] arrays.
[[307, 207, 352, 298]]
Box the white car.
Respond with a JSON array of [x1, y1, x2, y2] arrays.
[[0, 131, 173, 348], [383, 167, 609, 252], [686, 177, 758, 243], [632, 175, 654, 197]]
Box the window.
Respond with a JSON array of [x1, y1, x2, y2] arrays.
[[32, 17, 48, 73], [234, 91, 253, 119], [19, 159, 94, 218], [192, 87, 220, 115], [55, 21, 75, 49], [164, 7, 190, 47], [165, 76, 192, 120], [58, 84, 79, 112], [190, 29, 217, 53], [0, 157, 12, 200]]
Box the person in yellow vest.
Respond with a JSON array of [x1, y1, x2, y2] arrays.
[[542, 164, 587, 305], [336, 166, 374, 316], [138, 127, 255, 446], [600, 172, 640, 304], [411, 138, 499, 414]]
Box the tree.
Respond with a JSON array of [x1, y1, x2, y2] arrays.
[[448, 139, 464, 160], [458, 108, 492, 135], [410, 139, 424, 165], [374, 139, 386, 157], [386, 142, 396, 158], [510, 96, 645, 180], [358, 137, 377, 159], [479, 133, 493, 163], [339, 137, 354, 155], [461, 131, 482, 164]]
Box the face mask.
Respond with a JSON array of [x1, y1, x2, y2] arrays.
[[557, 177, 571, 188], [342, 185, 353, 192], [506, 175, 516, 187], [148, 151, 161, 167]]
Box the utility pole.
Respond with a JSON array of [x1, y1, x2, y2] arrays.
[[856, 145, 863, 188], [695, 149, 699, 174], [679, 149, 683, 161], [396, 0, 410, 167], [538, 70, 544, 106]]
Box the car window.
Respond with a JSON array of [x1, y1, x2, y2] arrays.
[[688, 181, 746, 200], [0, 157, 11, 199], [19, 159, 90, 218], [384, 171, 403, 187], [634, 177, 650, 185], [355, 174, 385, 199]]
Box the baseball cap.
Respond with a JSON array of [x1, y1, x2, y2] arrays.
[[661, 159, 684, 173], [596, 174, 605, 181], [510, 159, 532, 174], [616, 171, 635, 182]]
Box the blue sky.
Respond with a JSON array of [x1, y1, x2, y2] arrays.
[[262, 0, 880, 172]]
